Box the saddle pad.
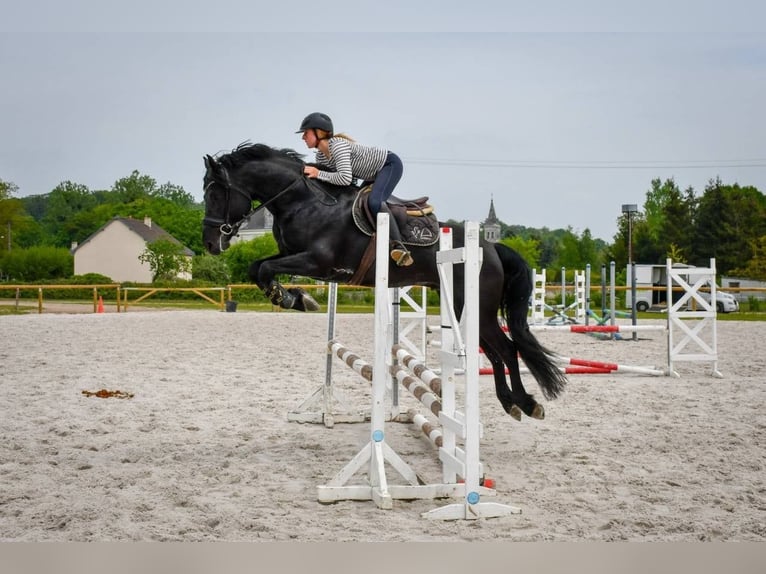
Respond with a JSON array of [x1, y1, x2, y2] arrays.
[[352, 189, 440, 247]]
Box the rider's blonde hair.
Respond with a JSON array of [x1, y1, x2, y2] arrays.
[[316, 129, 355, 142], [333, 132, 355, 142]]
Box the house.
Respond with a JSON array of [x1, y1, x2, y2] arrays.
[[231, 209, 273, 244], [72, 216, 194, 283]]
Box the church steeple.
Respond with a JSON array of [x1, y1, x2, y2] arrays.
[[485, 197, 499, 224], [483, 195, 501, 243]]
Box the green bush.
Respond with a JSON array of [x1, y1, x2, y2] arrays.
[[192, 254, 230, 283], [70, 273, 115, 284], [0, 246, 73, 281], [337, 287, 371, 305], [221, 235, 279, 282], [228, 285, 268, 303]]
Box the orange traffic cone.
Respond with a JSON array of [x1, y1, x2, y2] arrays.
[[97, 296, 105, 313]]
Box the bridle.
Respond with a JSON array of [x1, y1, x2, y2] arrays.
[[202, 165, 304, 242]]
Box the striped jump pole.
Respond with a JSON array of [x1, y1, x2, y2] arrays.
[[391, 344, 443, 446], [474, 322, 670, 377], [529, 323, 666, 333], [390, 366, 441, 417], [479, 355, 665, 376], [549, 355, 666, 376], [327, 338, 444, 424], [329, 340, 373, 382], [407, 408, 443, 448], [392, 344, 442, 396]]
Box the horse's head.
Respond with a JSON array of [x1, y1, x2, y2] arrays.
[[203, 143, 309, 254], [202, 154, 254, 254]]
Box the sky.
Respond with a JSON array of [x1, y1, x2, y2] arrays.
[[2, 2, 765, 241]]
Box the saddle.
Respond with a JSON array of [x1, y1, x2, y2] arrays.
[[352, 186, 439, 247]]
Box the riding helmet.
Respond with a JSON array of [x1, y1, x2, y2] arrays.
[[296, 112, 334, 135]]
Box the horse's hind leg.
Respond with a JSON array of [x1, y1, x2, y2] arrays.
[[263, 281, 320, 312], [286, 286, 320, 311], [502, 339, 545, 420], [481, 340, 523, 421], [481, 328, 544, 420]]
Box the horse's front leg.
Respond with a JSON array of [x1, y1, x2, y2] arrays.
[[249, 254, 322, 312]]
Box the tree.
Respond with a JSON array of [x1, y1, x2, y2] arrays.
[[666, 243, 688, 264], [153, 182, 196, 207], [499, 236, 541, 269], [0, 179, 37, 252], [0, 179, 19, 200], [111, 170, 157, 203], [552, 227, 603, 273], [536, 233, 560, 268], [692, 179, 745, 274], [40, 181, 96, 246], [19, 193, 48, 221], [632, 219, 664, 264], [643, 178, 672, 243], [138, 238, 190, 282], [722, 183, 766, 272], [730, 236, 766, 280], [555, 228, 583, 271], [626, 178, 697, 265], [661, 185, 696, 260]]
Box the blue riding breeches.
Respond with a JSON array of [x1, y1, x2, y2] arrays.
[[368, 152, 403, 217]]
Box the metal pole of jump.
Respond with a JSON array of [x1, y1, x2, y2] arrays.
[[323, 281, 338, 417]]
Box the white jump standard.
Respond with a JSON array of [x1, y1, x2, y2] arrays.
[[316, 215, 520, 520]]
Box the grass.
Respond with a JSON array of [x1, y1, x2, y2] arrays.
[[2, 299, 765, 320], [0, 299, 429, 315]]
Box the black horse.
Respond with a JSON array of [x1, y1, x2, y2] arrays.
[[202, 143, 566, 420]]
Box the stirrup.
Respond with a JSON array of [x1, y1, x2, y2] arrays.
[[390, 247, 413, 267]]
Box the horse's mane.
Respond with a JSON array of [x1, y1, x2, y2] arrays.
[[217, 142, 305, 170]]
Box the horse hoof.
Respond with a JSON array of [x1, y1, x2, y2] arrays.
[[509, 404, 522, 421], [531, 404, 545, 420], [302, 294, 320, 312]]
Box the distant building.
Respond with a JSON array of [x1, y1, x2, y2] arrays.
[[231, 209, 274, 244], [72, 216, 194, 282], [721, 275, 766, 301], [483, 197, 501, 243]]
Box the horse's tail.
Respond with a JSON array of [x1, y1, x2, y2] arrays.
[[494, 243, 567, 400]]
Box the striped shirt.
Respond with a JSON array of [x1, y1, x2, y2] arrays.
[[314, 137, 388, 186]]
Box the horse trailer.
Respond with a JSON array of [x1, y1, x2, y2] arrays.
[[626, 263, 739, 313]]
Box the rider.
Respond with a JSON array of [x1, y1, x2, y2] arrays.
[[296, 112, 413, 267]]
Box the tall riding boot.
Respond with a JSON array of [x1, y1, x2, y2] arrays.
[[387, 215, 413, 267]]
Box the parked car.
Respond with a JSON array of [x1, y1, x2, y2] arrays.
[[698, 285, 739, 313]]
